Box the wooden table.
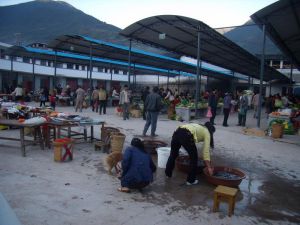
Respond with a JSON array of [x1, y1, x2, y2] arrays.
[[0, 119, 45, 156], [45, 120, 105, 148]]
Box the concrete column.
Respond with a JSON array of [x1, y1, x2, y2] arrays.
[[49, 77, 53, 91], [280, 60, 283, 69], [92, 80, 97, 88], [77, 79, 83, 86], [35, 76, 41, 90], [17, 74, 23, 84], [106, 80, 111, 92]]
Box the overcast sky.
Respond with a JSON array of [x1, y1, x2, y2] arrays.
[[0, 0, 278, 29]]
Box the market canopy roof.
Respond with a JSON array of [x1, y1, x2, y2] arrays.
[[5, 45, 185, 77], [47, 34, 235, 80], [120, 15, 290, 82], [251, 0, 300, 70]]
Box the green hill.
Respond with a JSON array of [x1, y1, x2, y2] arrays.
[[0, 0, 122, 45]]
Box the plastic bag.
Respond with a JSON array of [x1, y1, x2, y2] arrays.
[[206, 108, 212, 118]]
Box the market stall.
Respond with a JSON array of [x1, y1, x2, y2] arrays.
[[175, 101, 223, 122], [268, 106, 300, 137], [0, 118, 45, 156], [45, 114, 105, 148]]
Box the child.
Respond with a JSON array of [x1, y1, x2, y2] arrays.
[[50, 90, 56, 110]]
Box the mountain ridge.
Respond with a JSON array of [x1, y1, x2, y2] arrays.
[[0, 0, 281, 57], [0, 0, 122, 45]]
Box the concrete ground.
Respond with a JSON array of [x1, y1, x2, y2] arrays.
[[0, 104, 299, 225]]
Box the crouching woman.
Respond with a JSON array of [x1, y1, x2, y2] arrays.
[[118, 138, 156, 193]]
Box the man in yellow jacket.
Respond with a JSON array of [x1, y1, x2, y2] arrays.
[[165, 122, 215, 185]]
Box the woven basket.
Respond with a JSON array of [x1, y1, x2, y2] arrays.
[[111, 132, 126, 153], [271, 123, 284, 138], [101, 127, 120, 142], [130, 109, 141, 118]]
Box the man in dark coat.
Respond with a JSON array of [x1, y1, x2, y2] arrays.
[[143, 86, 162, 137], [208, 90, 218, 125]]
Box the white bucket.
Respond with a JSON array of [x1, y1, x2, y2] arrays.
[[156, 147, 171, 168]]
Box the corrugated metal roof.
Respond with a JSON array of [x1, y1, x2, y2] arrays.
[[48, 34, 234, 80], [251, 0, 300, 70], [120, 15, 290, 82]]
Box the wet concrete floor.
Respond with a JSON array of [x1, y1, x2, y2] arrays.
[[125, 150, 300, 224]]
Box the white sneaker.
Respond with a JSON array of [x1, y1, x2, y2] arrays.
[[186, 180, 199, 185]]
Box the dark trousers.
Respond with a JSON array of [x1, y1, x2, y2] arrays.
[[165, 128, 198, 183], [143, 111, 159, 136], [99, 100, 107, 114], [40, 101, 46, 107], [223, 108, 230, 126], [238, 113, 247, 126], [210, 107, 217, 124], [15, 96, 22, 101], [122, 103, 130, 120], [142, 101, 146, 120], [121, 181, 150, 189], [50, 102, 56, 110]]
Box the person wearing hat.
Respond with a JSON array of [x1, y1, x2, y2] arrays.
[[118, 138, 156, 193], [165, 122, 215, 185]]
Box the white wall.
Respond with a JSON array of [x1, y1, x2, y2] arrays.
[[0, 59, 11, 70], [13, 61, 33, 73]]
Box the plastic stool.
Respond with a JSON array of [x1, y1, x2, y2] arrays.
[[53, 138, 74, 162], [213, 185, 238, 216]]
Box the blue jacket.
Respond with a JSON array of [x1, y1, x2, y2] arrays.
[[223, 95, 232, 109], [121, 146, 156, 188]]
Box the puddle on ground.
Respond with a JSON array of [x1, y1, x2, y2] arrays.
[[129, 154, 300, 223]]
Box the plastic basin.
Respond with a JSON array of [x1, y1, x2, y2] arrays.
[[203, 166, 246, 187]]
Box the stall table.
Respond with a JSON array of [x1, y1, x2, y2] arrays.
[[45, 119, 105, 148], [0, 119, 45, 156], [268, 114, 290, 125]]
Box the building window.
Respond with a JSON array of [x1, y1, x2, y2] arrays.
[[0, 49, 4, 59], [75, 64, 79, 70], [282, 61, 291, 69], [67, 63, 73, 69], [272, 60, 280, 69], [56, 63, 63, 68], [23, 57, 31, 63], [40, 60, 47, 66]]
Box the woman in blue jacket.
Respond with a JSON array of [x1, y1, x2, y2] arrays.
[[118, 138, 156, 193]]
